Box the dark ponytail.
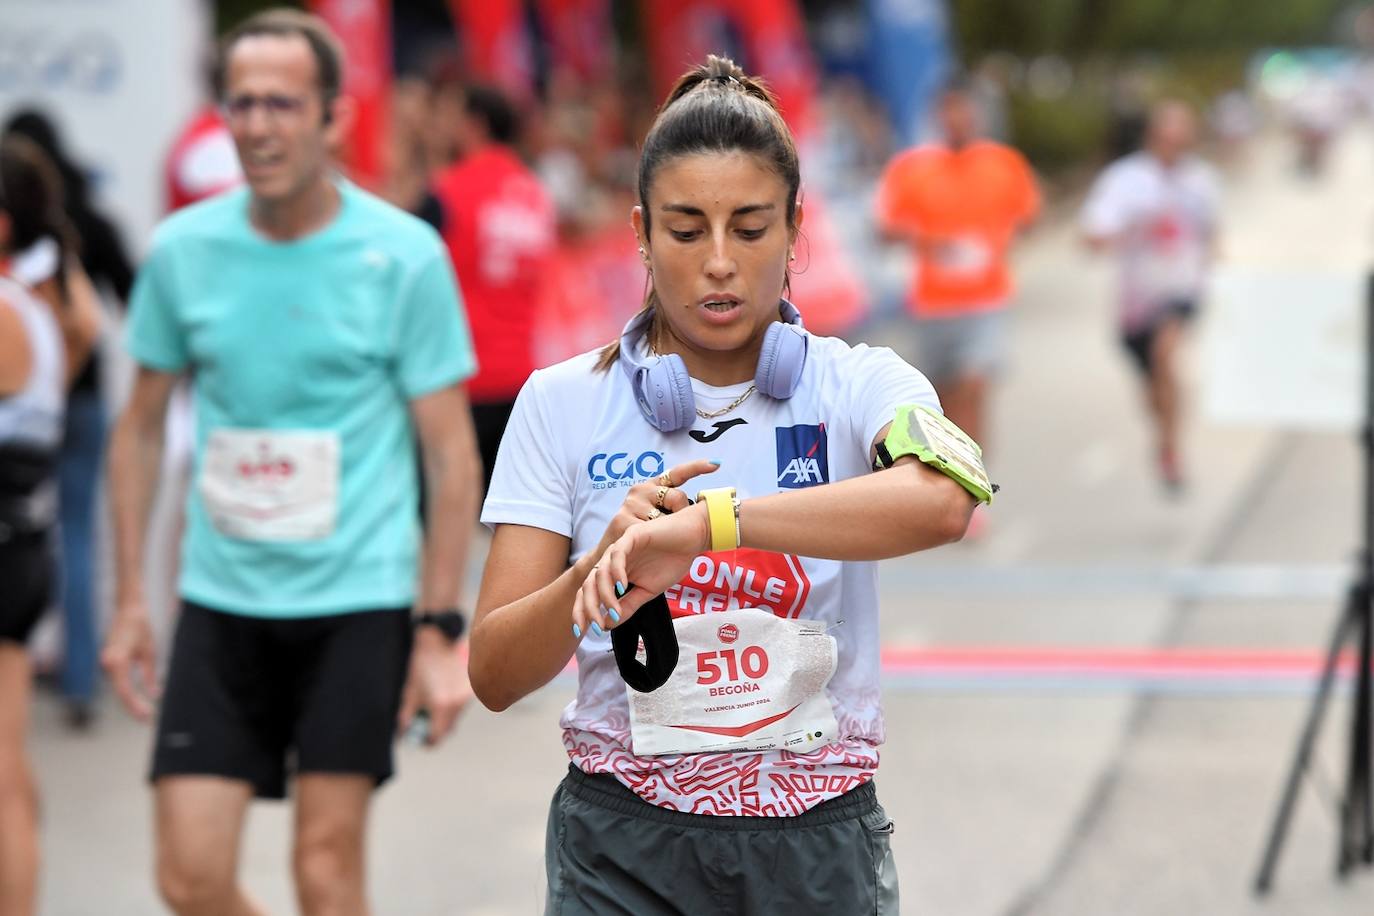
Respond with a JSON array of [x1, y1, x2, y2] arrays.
[[595, 55, 802, 372], [0, 135, 73, 304]]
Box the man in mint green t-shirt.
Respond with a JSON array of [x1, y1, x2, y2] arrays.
[[100, 11, 481, 915]]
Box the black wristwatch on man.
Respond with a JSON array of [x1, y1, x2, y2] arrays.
[[414, 609, 467, 644]]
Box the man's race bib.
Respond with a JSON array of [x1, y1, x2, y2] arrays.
[[628, 607, 839, 756], [200, 429, 340, 541], [1136, 211, 1205, 306], [934, 235, 993, 277]]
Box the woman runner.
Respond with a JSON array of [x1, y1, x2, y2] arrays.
[[0, 134, 100, 916], [470, 56, 977, 915]]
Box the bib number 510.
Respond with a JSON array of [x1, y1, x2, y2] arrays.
[[696, 646, 769, 685]]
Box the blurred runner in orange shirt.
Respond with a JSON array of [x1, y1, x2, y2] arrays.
[[876, 80, 1039, 457]]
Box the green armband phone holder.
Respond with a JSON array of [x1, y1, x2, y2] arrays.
[[873, 404, 998, 505]]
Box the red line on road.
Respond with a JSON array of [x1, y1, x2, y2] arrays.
[[878, 646, 1358, 678]]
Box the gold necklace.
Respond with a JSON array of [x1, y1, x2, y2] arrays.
[[696, 384, 756, 420]]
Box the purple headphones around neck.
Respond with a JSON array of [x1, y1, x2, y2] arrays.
[[617, 299, 809, 432]]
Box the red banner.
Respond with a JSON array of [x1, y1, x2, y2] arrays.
[[448, 0, 534, 100], [308, 0, 390, 188], [535, 0, 613, 84], [642, 0, 815, 136], [643, 0, 718, 105], [727, 0, 816, 137]]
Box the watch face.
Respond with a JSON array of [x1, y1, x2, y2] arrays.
[[422, 612, 466, 641]]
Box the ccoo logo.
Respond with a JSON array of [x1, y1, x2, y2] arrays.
[[775, 423, 829, 489], [587, 450, 665, 490]]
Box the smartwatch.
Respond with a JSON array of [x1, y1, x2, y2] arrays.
[[414, 609, 467, 643]]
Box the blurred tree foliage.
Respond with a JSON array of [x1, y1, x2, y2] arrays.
[[949, 0, 1345, 58], [948, 0, 1347, 171]]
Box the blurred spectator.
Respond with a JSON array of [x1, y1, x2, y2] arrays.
[[815, 76, 896, 193], [1105, 70, 1151, 161], [3, 110, 136, 729], [433, 83, 556, 496], [875, 79, 1040, 505], [0, 133, 101, 916], [386, 75, 445, 231], [970, 55, 1014, 144], [1211, 88, 1258, 166], [1080, 99, 1220, 494], [534, 167, 645, 367], [100, 11, 480, 914], [1287, 76, 1345, 178]]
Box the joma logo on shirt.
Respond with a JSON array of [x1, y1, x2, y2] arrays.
[[775, 423, 828, 489]]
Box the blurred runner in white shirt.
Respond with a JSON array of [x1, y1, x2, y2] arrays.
[[1081, 99, 1220, 495]]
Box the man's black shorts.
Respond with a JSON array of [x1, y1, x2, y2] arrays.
[[1121, 299, 1197, 375], [151, 601, 413, 799]]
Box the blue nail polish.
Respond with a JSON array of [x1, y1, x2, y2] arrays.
[[615, 581, 626, 597], [572, 624, 582, 639], [609, 607, 621, 623], [709, 458, 723, 466], [590, 622, 604, 636]]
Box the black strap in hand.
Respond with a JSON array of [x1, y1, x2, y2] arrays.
[[611, 589, 679, 693]]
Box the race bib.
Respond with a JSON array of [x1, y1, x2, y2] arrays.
[[628, 607, 839, 756], [934, 235, 993, 277], [1136, 211, 1205, 305], [200, 429, 340, 541]]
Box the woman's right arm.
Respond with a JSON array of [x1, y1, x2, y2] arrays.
[[469, 524, 593, 712]]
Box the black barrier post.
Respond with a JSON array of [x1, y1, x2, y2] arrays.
[[1253, 271, 1374, 894]]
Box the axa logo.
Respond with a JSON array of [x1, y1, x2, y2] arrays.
[[775, 423, 828, 489], [587, 450, 665, 490]]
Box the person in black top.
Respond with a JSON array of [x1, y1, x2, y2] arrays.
[[3, 109, 135, 729]]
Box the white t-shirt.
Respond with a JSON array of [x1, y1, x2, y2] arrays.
[[482, 333, 940, 816], [1080, 151, 1220, 331]]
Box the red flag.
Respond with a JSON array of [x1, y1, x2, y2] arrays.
[[448, 0, 535, 100], [643, 0, 720, 103], [727, 0, 817, 137], [308, 0, 391, 188], [535, 0, 613, 83], [642, 0, 816, 136]]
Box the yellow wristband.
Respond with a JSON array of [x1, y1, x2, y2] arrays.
[[696, 487, 739, 552]]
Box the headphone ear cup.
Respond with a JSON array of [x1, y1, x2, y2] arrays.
[[755, 322, 808, 399], [637, 354, 695, 432]]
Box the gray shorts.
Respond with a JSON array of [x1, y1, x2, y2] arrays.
[[912, 309, 1010, 385], [544, 765, 899, 915]]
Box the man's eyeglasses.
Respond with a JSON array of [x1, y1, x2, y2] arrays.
[[221, 94, 309, 124]]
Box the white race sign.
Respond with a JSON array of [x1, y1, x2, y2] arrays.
[[1203, 266, 1366, 431], [0, 0, 209, 252]]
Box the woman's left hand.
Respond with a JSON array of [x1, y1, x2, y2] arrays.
[[573, 501, 711, 638]]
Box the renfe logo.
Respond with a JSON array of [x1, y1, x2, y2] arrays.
[[775, 423, 829, 488], [587, 451, 665, 490]]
